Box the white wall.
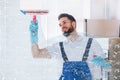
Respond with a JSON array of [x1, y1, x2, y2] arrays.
[[90, 0, 120, 19], [109, 0, 120, 19], [90, 0, 107, 19]]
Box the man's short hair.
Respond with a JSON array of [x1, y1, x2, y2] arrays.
[[58, 13, 76, 22]]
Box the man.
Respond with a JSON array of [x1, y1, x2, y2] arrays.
[[29, 13, 106, 80]]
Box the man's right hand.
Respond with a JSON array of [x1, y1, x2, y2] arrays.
[[29, 20, 38, 43]]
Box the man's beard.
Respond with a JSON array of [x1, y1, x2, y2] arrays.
[[63, 26, 74, 37]]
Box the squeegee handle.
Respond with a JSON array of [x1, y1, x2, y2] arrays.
[[33, 15, 36, 22]]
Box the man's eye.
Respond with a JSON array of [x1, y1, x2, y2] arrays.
[[59, 22, 67, 27], [63, 22, 66, 24], [59, 24, 62, 27]]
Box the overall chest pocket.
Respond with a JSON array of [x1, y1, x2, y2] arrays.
[[60, 61, 92, 80]]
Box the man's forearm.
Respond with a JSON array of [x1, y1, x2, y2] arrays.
[[31, 43, 51, 58]]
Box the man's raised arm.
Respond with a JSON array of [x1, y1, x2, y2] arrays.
[[29, 20, 51, 58]]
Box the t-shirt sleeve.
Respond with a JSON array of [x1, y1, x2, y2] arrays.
[[46, 43, 60, 57]]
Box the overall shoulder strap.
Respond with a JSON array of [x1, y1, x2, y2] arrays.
[[82, 38, 93, 61], [59, 42, 68, 62]]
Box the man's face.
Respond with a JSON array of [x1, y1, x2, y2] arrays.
[[59, 17, 76, 37]]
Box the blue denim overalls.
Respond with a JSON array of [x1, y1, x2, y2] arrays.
[[59, 38, 93, 80]]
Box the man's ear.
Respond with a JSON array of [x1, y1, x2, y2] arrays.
[[72, 21, 76, 28]]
